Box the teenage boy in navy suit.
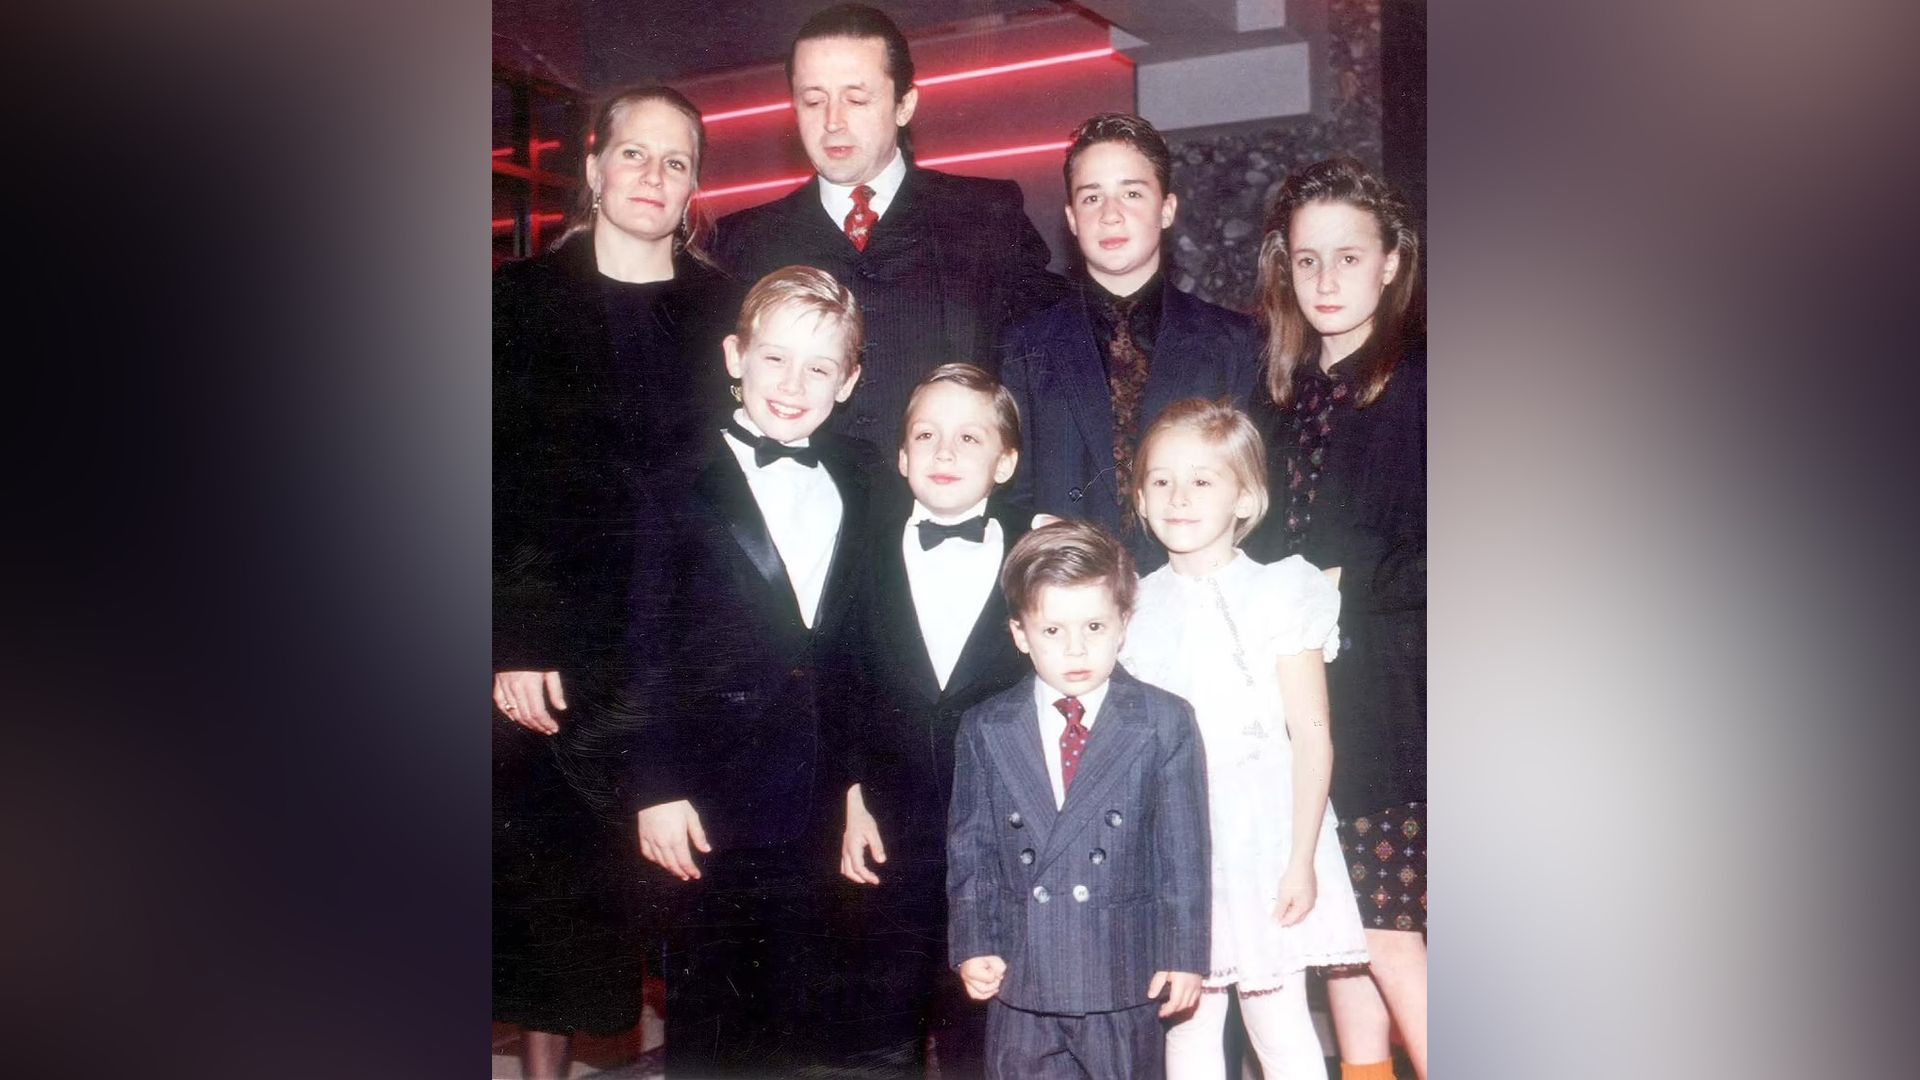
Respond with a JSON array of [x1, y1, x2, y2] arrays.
[[830, 363, 1033, 1077], [1002, 114, 1262, 570], [620, 265, 871, 1077], [947, 520, 1210, 1080]]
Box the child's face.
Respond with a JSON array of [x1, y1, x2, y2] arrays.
[[1009, 581, 1128, 699], [1287, 199, 1400, 359], [723, 304, 861, 444], [897, 382, 1017, 519], [1064, 140, 1177, 294], [1135, 427, 1257, 565]]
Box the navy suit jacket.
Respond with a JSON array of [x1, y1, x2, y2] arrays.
[[616, 429, 874, 852], [947, 667, 1210, 1015], [1000, 284, 1262, 570]]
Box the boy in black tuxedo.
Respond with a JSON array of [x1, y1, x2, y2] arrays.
[[947, 521, 1210, 1080], [830, 362, 1033, 1077], [620, 265, 870, 1077], [1002, 114, 1262, 571]]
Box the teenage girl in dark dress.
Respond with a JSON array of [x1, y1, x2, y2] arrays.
[[1243, 157, 1426, 1080], [492, 84, 738, 1080]]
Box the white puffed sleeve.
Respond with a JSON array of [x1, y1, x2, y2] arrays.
[[1260, 555, 1342, 662]]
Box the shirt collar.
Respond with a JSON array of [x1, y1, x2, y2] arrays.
[[818, 148, 908, 224], [907, 497, 990, 527], [1033, 673, 1112, 726]]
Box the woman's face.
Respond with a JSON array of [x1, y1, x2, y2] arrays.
[[585, 98, 699, 246], [1288, 199, 1401, 362]]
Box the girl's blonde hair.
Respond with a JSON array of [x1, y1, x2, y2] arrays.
[[1132, 398, 1269, 543]]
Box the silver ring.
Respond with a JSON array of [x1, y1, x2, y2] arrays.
[[502, 703, 517, 712]]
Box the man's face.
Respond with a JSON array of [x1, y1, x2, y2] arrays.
[[790, 35, 918, 187]]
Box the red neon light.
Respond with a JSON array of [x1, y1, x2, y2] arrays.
[[700, 47, 1117, 125], [492, 212, 568, 232], [530, 139, 561, 153], [696, 139, 1072, 201], [492, 148, 513, 157]]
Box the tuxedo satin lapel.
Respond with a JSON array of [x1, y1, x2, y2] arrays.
[[813, 446, 865, 637], [939, 504, 1028, 701], [878, 513, 942, 701], [1057, 295, 1117, 476], [695, 449, 801, 625], [1037, 675, 1150, 873], [982, 680, 1057, 849]]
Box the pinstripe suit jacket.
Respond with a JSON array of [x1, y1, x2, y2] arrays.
[[947, 666, 1210, 1015]]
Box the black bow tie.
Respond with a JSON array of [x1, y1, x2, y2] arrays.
[[916, 515, 988, 550], [727, 419, 821, 469]]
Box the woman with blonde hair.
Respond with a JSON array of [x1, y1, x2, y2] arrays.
[[492, 83, 739, 1080]]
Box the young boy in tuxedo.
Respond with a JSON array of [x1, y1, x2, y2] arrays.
[[946, 520, 1211, 1080], [620, 264, 870, 1077], [1001, 113, 1262, 571], [830, 362, 1034, 1077]]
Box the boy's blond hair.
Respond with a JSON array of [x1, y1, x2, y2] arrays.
[[734, 265, 865, 368], [899, 362, 1022, 452]]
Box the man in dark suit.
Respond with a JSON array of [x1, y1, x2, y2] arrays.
[[828, 363, 1033, 1077], [1002, 114, 1262, 571], [947, 521, 1209, 1080], [619, 266, 873, 1077], [712, 3, 1065, 453]]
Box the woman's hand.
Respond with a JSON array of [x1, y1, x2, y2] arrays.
[[840, 784, 888, 885], [494, 671, 567, 735], [1274, 860, 1317, 926]]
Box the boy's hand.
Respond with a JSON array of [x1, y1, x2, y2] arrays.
[[1274, 861, 1317, 926], [958, 955, 1007, 1001], [636, 800, 711, 882], [1148, 971, 1203, 1018], [494, 670, 567, 735], [839, 783, 887, 885]]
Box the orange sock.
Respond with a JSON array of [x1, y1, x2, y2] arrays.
[[1340, 1061, 1396, 1080]]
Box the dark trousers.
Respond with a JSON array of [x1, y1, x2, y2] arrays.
[[984, 1000, 1164, 1080], [657, 841, 836, 1078], [822, 842, 989, 1079]]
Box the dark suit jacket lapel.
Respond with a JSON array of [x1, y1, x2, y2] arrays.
[[1142, 286, 1207, 422], [939, 502, 1030, 702], [875, 509, 943, 702], [1037, 670, 1151, 873], [982, 676, 1056, 851], [1053, 292, 1116, 472], [896, 169, 978, 362], [811, 440, 866, 638], [694, 439, 804, 630]]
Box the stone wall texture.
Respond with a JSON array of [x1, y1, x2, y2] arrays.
[[1167, 0, 1384, 311]]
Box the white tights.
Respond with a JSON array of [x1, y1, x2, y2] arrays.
[[1164, 980, 1326, 1080]]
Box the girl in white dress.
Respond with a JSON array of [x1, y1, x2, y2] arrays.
[[1119, 399, 1368, 1079]]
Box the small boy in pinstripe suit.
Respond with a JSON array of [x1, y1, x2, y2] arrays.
[[947, 520, 1210, 1079]]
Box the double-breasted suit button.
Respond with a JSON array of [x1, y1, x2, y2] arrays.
[[1008, 812, 1024, 828], [1019, 848, 1035, 865], [1071, 884, 1090, 902], [1105, 810, 1124, 827], [1032, 885, 1051, 903], [1089, 848, 1106, 865]]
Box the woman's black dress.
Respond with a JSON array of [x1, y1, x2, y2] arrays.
[[1245, 342, 1427, 933], [492, 233, 739, 1032]]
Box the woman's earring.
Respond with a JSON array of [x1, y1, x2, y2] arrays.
[[729, 384, 743, 402], [590, 190, 602, 215]]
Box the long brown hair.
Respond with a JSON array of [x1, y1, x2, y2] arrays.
[[1255, 158, 1421, 407], [551, 84, 716, 267]]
